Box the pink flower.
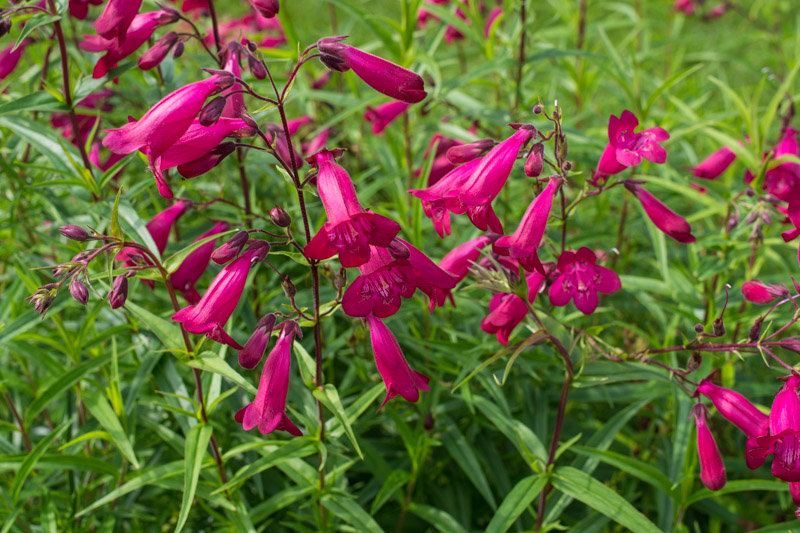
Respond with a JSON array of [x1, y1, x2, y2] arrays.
[[753, 375, 800, 482], [691, 146, 736, 180], [429, 235, 492, 312], [170, 221, 230, 304], [169, 0, 208, 13], [138, 32, 179, 71], [708, 4, 727, 18], [366, 314, 430, 409], [172, 242, 269, 349], [674, 0, 696, 15], [103, 73, 234, 198], [692, 404, 727, 491], [409, 157, 482, 238], [494, 177, 561, 274], [548, 247, 621, 315], [417, 0, 449, 28], [592, 110, 669, 186], [69, 0, 102, 20], [343, 241, 455, 318], [364, 102, 411, 135], [447, 139, 494, 165], [317, 37, 427, 103], [625, 182, 696, 244], [0, 40, 29, 80], [235, 321, 302, 436], [304, 149, 401, 267], [94, 0, 143, 45], [742, 280, 789, 305], [419, 134, 463, 186], [446, 126, 536, 234], [484, 7, 503, 37], [444, 5, 469, 44], [481, 293, 528, 346], [249, 0, 279, 18], [238, 314, 277, 370], [762, 128, 800, 202]]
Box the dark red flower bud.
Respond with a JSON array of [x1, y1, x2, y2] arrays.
[[0, 18, 11, 38], [238, 313, 277, 369], [199, 96, 227, 126], [525, 143, 544, 177], [249, 0, 279, 18], [446, 139, 494, 164], [388, 239, 410, 260], [247, 53, 267, 80], [177, 142, 236, 178], [270, 206, 291, 227], [108, 275, 128, 309], [70, 280, 89, 305], [532, 104, 543, 114], [59, 225, 90, 241], [211, 230, 249, 264], [424, 411, 435, 431], [138, 32, 179, 71], [172, 41, 184, 59]]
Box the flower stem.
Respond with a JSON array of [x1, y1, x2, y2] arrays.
[[515, 0, 527, 110], [206, 0, 221, 53]]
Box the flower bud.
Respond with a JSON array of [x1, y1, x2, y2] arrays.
[[388, 239, 410, 260], [532, 104, 543, 114], [334, 268, 347, 290], [524, 143, 544, 177], [686, 352, 702, 372], [692, 404, 727, 491], [26, 285, 57, 317], [249, 0, 279, 18], [70, 280, 89, 305], [172, 41, 184, 59], [270, 206, 291, 227], [177, 142, 236, 178], [693, 323, 704, 333], [238, 313, 277, 369], [108, 275, 128, 309], [211, 230, 249, 264], [742, 280, 789, 304], [282, 278, 296, 299], [424, 412, 435, 431], [561, 161, 572, 172], [712, 317, 725, 336], [138, 32, 179, 71], [446, 139, 494, 164], [0, 18, 11, 38], [244, 39, 258, 53], [59, 225, 90, 242], [247, 53, 267, 80], [749, 317, 764, 342], [199, 96, 227, 127]]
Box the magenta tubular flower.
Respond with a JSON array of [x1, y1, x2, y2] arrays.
[[94, 0, 143, 45], [691, 146, 736, 180], [238, 314, 277, 370], [317, 38, 427, 104], [417, 0, 448, 28], [364, 102, 411, 135], [548, 247, 621, 315], [448, 127, 535, 234], [0, 39, 29, 80], [249, 0, 280, 18], [146, 118, 253, 192], [172, 243, 269, 349], [792, 482, 800, 506], [69, 0, 103, 20], [494, 177, 561, 274], [343, 242, 455, 318], [447, 139, 495, 165], [625, 182, 696, 244], [103, 73, 233, 198], [592, 110, 670, 186], [762, 128, 800, 202], [169, 221, 230, 304], [481, 293, 528, 346], [304, 149, 401, 267], [302, 128, 331, 158], [429, 235, 492, 312], [117, 199, 192, 271], [752, 375, 800, 482], [484, 7, 503, 37], [235, 321, 302, 436], [692, 404, 727, 491], [366, 314, 430, 409], [742, 280, 789, 304], [444, 6, 468, 43], [674, 0, 696, 14], [81, 9, 164, 79]]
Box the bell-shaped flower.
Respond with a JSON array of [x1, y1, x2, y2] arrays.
[[317, 37, 427, 103], [548, 247, 621, 315], [481, 293, 528, 346], [235, 321, 302, 436], [103, 72, 234, 197], [692, 404, 727, 490], [366, 314, 430, 409], [343, 241, 455, 318], [94, 0, 143, 45], [304, 149, 401, 267], [691, 146, 736, 180], [169, 221, 230, 304], [429, 235, 492, 312], [409, 157, 482, 238], [762, 128, 800, 202], [364, 101, 411, 135], [625, 182, 696, 243], [752, 375, 800, 482], [172, 242, 269, 349], [742, 280, 789, 305], [494, 177, 561, 274], [446, 126, 536, 234], [237, 314, 277, 370], [592, 110, 669, 185]]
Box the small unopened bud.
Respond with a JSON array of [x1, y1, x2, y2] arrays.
[[532, 104, 543, 115], [249, 0, 279, 18], [0, 18, 11, 38], [26, 285, 57, 317], [199, 97, 227, 127], [726, 211, 739, 232], [282, 278, 296, 299], [388, 239, 410, 260], [712, 317, 725, 336], [270, 206, 291, 227], [211, 230, 249, 264], [70, 280, 89, 305], [177, 142, 236, 178], [745, 188, 755, 197], [446, 139, 494, 164], [247, 53, 267, 80], [694, 323, 704, 333], [245, 39, 258, 53], [749, 317, 763, 342], [424, 412, 435, 431], [155, 5, 181, 23], [138, 32, 179, 70], [108, 276, 128, 309], [761, 211, 772, 225], [687, 352, 702, 372], [525, 143, 544, 177], [172, 41, 184, 59], [59, 225, 90, 241], [561, 161, 573, 172]]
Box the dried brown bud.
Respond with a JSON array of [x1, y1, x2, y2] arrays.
[[686, 352, 702, 373], [282, 278, 296, 299]]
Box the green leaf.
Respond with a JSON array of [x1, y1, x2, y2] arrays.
[[313, 384, 362, 458], [10, 422, 69, 503], [371, 469, 410, 514], [111, 187, 124, 240], [570, 446, 673, 494], [322, 494, 385, 533], [83, 389, 140, 469], [186, 351, 257, 395], [124, 300, 186, 354], [685, 480, 789, 506], [485, 475, 547, 533], [14, 15, 62, 51], [213, 438, 317, 494], [441, 422, 497, 509], [408, 503, 469, 533], [551, 466, 661, 533], [163, 229, 237, 274], [0, 115, 79, 173], [175, 423, 213, 533], [0, 93, 69, 115]]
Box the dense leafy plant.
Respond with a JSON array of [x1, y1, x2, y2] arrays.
[[1, 0, 800, 531]]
